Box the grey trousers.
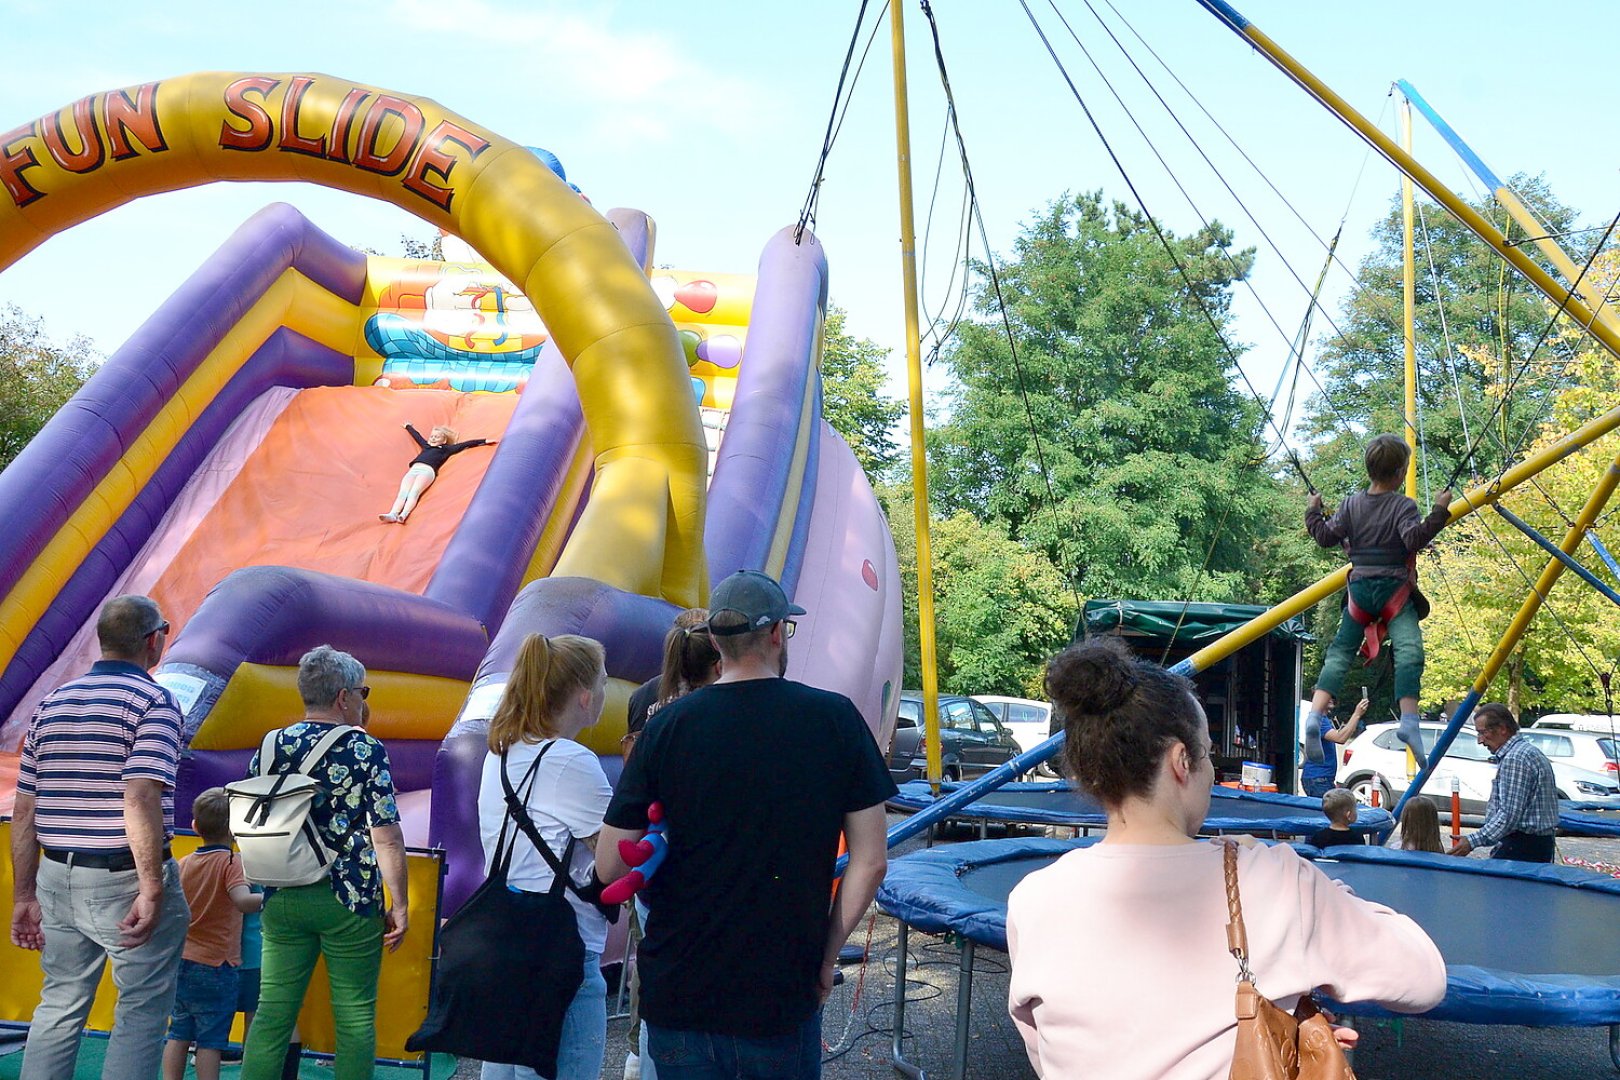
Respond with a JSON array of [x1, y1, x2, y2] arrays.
[[21, 856, 189, 1080]]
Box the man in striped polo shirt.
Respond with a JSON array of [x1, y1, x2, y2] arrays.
[[9, 594, 191, 1079]]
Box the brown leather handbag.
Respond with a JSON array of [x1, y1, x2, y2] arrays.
[[1223, 842, 1357, 1080]]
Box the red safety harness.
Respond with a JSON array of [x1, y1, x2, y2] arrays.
[[1344, 553, 1417, 660]]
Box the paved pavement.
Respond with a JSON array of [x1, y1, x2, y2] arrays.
[[448, 823, 1620, 1079]]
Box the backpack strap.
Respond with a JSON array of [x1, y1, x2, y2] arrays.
[[296, 724, 356, 776], [256, 723, 356, 777]]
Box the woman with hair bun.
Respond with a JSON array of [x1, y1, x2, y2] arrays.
[[477, 633, 611, 1080], [1005, 638, 1445, 1080]]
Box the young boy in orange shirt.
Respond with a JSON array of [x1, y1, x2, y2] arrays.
[[163, 788, 263, 1080]]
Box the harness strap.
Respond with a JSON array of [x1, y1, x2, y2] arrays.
[[1344, 554, 1417, 660]]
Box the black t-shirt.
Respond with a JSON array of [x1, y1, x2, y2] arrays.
[[626, 676, 660, 737], [1307, 827, 1363, 849], [605, 677, 897, 1036]]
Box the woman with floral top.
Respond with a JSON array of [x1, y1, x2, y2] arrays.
[[240, 646, 408, 1080]]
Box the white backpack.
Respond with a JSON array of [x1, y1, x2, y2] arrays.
[[225, 725, 355, 887]]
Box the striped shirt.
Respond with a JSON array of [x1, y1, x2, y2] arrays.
[[1471, 733, 1560, 848], [17, 660, 183, 851]]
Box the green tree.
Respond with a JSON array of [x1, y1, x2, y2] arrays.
[[819, 305, 904, 479], [880, 482, 1074, 696], [928, 191, 1280, 602], [1301, 177, 1585, 496], [1421, 282, 1620, 717], [0, 306, 99, 470]]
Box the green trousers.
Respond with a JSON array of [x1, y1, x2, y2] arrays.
[[241, 882, 384, 1080], [1316, 576, 1425, 701]]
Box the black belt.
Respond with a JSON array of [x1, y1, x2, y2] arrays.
[[43, 845, 172, 871]]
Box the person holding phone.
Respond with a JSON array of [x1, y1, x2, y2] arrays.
[[1299, 690, 1370, 798]]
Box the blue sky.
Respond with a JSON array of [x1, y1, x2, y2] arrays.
[[3, 0, 1617, 440]]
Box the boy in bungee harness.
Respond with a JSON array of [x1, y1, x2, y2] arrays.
[[1305, 434, 1452, 768], [379, 423, 494, 524]]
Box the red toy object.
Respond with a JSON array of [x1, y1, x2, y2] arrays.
[[601, 801, 667, 906]]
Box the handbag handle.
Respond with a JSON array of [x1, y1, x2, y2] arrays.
[[1222, 841, 1257, 987]]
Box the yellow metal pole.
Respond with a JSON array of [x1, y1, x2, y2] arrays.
[[1400, 98, 1418, 498], [1200, 2, 1620, 364], [890, 0, 944, 789], [1174, 400, 1620, 677], [1490, 186, 1619, 333], [1470, 457, 1620, 693]]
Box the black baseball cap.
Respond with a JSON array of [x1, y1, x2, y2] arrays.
[[707, 570, 806, 636]]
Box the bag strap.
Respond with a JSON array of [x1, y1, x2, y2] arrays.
[[1221, 841, 1257, 987], [500, 742, 587, 900], [296, 724, 355, 775], [488, 742, 552, 874]]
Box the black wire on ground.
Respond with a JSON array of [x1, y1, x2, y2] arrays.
[[795, 0, 879, 244]]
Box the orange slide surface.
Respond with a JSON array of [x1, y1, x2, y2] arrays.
[[151, 386, 517, 648]]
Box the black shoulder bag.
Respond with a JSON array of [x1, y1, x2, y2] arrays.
[[406, 742, 586, 1076]]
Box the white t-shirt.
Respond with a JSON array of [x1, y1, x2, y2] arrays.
[[1007, 840, 1446, 1080], [478, 738, 613, 953]]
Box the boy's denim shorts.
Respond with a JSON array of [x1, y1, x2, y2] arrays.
[[165, 958, 240, 1050]]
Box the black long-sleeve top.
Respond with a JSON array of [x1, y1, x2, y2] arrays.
[[405, 424, 490, 472]]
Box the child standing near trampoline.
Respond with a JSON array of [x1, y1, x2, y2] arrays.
[[379, 423, 494, 524], [1305, 434, 1451, 768]]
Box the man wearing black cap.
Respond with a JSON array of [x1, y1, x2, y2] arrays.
[[599, 569, 896, 1079]]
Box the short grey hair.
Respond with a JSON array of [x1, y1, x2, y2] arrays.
[[297, 645, 365, 709], [97, 595, 164, 658]]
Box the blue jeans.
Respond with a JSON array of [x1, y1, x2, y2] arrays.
[[167, 958, 240, 1049], [647, 1012, 821, 1080], [480, 951, 607, 1080]]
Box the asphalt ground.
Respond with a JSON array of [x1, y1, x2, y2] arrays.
[[443, 820, 1620, 1080]]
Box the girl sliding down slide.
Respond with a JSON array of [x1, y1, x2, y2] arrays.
[[380, 423, 494, 523]]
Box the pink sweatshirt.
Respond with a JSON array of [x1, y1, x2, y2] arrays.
[[1007, 841, 1445, 1080]]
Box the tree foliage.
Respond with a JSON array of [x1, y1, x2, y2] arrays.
[[1301, 178, 1585, 497], [879, 483, 1073, 696], [928, 191, 1283, 602], [820, 305, 904, 479], [0, 306, 99, 471], [1421, 281, 1620, 716]]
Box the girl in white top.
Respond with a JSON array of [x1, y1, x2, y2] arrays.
[[1006, 638, 1446, 1080], [477, 633, 612, 1080]]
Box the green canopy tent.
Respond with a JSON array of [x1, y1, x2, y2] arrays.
[[1082, 600, 1312, 792]]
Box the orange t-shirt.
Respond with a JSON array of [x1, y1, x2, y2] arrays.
[[180, 846, 247, 966]]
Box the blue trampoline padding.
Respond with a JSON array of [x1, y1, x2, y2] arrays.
[[877, 837, 1620, 1027], [1560, 800, 1620, 837], [887, 780, 1392, 836]]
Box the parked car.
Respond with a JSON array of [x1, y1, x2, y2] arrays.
[[973, 696, 1054, 754], [1335, 720, 1620, 811], [886, 692, 1021, 784]]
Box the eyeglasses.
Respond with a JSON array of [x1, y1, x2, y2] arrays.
[[347, 685, 371, 700], [147, 621, 170, 637], [782, 620, 797, 639]]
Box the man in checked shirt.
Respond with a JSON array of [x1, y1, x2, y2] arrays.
[[1450, 702, 1559, 863], [9, 594, 191, 1079]]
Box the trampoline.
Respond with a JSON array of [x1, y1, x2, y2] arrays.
[[877, 837, 1620, 1078], [1562, 800, 1620, 838], [887, 780, 1393, 839]]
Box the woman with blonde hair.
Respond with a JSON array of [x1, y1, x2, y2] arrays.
[[476, 633, 611, 1080], [1006, 638, 1446, 1080]]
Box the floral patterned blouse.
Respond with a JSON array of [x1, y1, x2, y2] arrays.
[[247, 721, 401, 917]]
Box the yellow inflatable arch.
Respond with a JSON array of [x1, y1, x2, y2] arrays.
[[0, 72, 707, 606]]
